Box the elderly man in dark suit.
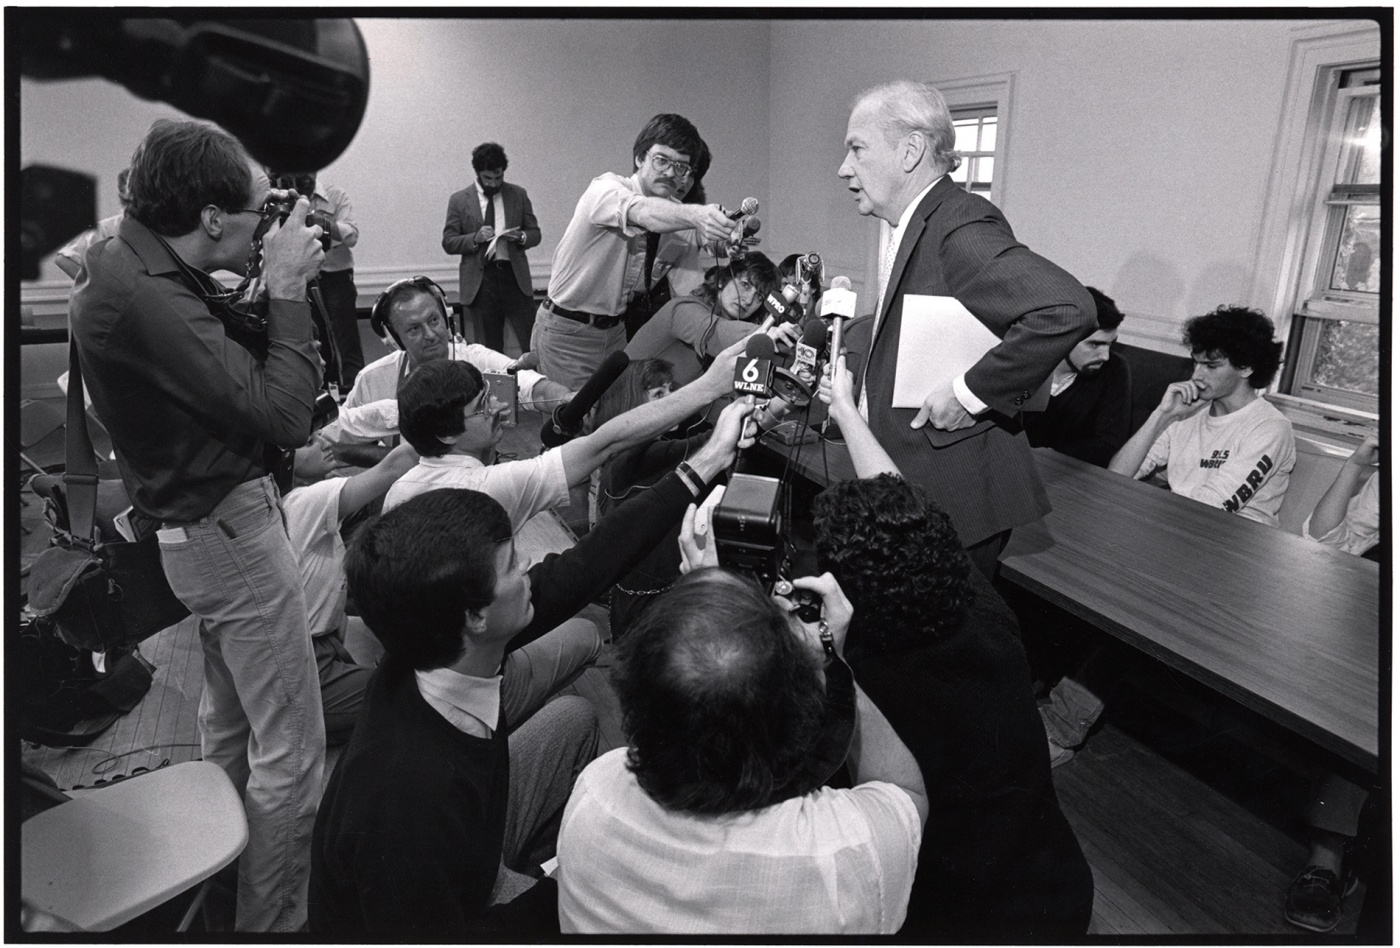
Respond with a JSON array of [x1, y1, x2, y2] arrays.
[[838, 80, 1095, 579], [443, 142, 541, 354]]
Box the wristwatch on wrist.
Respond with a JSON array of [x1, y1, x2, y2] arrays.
[[818, 619, 836, 665]]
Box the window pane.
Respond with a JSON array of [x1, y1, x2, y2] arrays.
[[976, 156, 995, 183], [1329, 204, 1380, 293], [1336, 95, 1380, 185], [953, 120, 980, 153], [949, 160, 969, 183], [981, 118, 997, 151], [1308, 320, 1379, 397]]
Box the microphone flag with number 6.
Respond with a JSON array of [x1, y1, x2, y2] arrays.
[[733, 334, 776, 398]]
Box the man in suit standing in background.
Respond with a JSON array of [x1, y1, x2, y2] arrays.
[[443, 143, 541, 355], [837, 80, 1095, 579]]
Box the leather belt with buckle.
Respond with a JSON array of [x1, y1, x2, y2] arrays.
[[543, 298, 621, 330]]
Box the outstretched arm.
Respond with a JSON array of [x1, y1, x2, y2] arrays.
[[818, 353, 901, 479], [556, 336, 749, 487]]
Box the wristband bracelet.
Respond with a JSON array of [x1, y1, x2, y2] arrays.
[[676, 461, 705, 497]]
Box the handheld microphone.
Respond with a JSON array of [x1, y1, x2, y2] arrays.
[[821, 276, 857, 382], [793, 320, 828, 384], [759, 283, 802, 333], [722, 197, 759, 221], [733, 333, 776, 399], [541, 350, 630, 448]]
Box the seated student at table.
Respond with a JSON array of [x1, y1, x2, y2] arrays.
[[1108, 305, 1295, 525], [385, 335, 752, 518], [1023, 286, 1133, 467], [283, 441, 418, 745], [814, 353, 1093, 937], [625, 251, 795, 387], [556, 567, 926, 934], [1284, 432, 1380, 933], [310, 400, 757, 937]]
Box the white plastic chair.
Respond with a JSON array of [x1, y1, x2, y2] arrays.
[[21, 760, 247, 932]]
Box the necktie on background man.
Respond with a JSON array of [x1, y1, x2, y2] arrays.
[[485, 193, 510, 262], [859, 230, 899, 420]]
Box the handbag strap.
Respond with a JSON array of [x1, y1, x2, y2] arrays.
[[62, 338, 102, 545]]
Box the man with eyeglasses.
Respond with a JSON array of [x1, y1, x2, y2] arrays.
[[68, 119, 327, 932], [534, 113, 742, 390]]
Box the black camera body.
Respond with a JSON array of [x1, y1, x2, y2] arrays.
[[713, 473, 787, 589], [712, 473, 820, 625], [258, 191, 333, 253]]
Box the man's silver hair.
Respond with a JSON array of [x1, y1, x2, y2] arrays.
[[855, 80, 962, 174]]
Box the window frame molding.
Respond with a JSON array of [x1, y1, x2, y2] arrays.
[[1246, 20, 1381, 427]]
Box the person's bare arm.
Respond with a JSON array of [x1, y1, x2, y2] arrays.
[[1309, 434, 1379, 539], [1108, 380, 1205, 478], [818, 353, 901, 478], [336, 442, 420, 520], [556, 337, 748, 487]]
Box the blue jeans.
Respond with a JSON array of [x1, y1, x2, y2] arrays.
[[157, 476, 325, 932]]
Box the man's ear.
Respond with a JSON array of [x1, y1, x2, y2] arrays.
[[438, 434, 458, 447], [462, 609, 487, 639], [901, 131, 929, 173], [201, 206, 225, 241]]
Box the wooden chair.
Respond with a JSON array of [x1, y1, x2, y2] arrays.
[[21, 761, 247, 933]]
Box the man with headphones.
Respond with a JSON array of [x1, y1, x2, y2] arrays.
[[317, 276, 574, 454]]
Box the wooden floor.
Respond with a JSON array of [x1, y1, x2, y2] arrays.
[[16, 407, 1375, 936]]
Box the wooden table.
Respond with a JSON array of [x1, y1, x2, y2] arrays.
[[763, 436, 1381, 772]]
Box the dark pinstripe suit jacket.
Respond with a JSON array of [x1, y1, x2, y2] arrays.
[[848, 176, 1095, 547]]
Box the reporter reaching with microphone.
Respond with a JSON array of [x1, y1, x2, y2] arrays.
[[69, 120, 327, 932], [535, 114, 743, 389], [626, 251, 798, 388]]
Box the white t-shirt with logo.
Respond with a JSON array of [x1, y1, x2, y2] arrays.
[[1137, 396, 1296, 526]]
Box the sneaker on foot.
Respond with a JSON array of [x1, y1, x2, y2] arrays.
[[1284, 864, 1358, 932]]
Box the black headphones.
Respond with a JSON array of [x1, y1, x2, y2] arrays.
[[370, 276, 453, 349]]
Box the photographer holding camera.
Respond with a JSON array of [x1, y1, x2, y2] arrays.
[[69, 119, 328, 933]]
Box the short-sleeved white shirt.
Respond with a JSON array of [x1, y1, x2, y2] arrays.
[[557, 748, 921, 935], [1137, 395, 1296, 526], [382, 448, 569, 532], [283, 478, 349, 637]]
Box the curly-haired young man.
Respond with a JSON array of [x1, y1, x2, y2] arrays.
[[1109, 305, 1296, 526]]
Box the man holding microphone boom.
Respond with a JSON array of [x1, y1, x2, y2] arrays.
[[70, 119, 328, 932]]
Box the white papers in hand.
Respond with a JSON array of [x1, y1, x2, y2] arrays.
[[892, 295, 1001, 409]]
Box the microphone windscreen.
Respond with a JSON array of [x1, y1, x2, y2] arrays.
[[740, 196, 759, 216], [742, 217, 761, 236], [801, 320, 828, 347], [830, 275, 853, 291], [820, 285, 858, 320], [555, 351, 629, 430], [744, 333, 777, 360]]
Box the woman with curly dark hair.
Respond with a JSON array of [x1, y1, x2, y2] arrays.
[[811, 355, 1093, 938]]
